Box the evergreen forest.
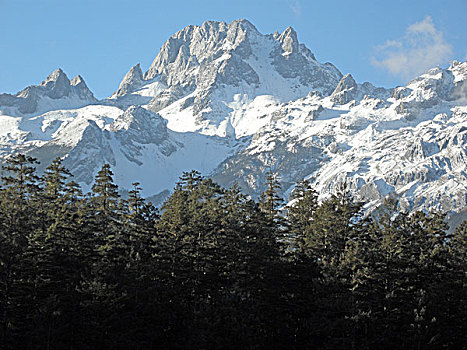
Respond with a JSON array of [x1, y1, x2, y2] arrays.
[[0, 154, 465, 349]]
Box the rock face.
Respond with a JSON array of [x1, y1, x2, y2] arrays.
[[330, 74, 358, 104], [70, 75, 95, 100], [111, 19, 342, 135], [0, 69, 97, 115], [271, 26, 340, 91], [109, 106, 176, 165], [0, 20, 466, 216], [39, 68, 72, 99], [63, 120, 116, 185], [111, 64, 144, 98]]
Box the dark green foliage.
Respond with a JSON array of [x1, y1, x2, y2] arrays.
[[287, 178, 318, 252], [0, 155, 465, 349], [0, 154, 41, 348], [259, 170, 283, 221]]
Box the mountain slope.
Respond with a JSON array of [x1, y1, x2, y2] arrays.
[[212, 61, 467, 213]]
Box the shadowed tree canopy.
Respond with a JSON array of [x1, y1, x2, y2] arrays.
[[0, 155, 464, 350]]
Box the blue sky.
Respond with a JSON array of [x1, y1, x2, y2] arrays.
[[1, 0, 466, 98]]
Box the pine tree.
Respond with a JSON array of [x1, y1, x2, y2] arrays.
[[298, 183, 367, 349], [0, 154, 41, 348], [1, 153, 40, 202], [79, 164, 124, 347], [287, 179, 318, 253], [258, 170, 283, 223], [90, 164, 120, 226], [444, 221, 467, 349], [157, 171, 227, 347], [405, 211, 465, 349], [119, 182, 163, 346], [21, 158, 72, 347]]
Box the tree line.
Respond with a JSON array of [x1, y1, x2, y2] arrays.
[[0, 154, 465, 349]]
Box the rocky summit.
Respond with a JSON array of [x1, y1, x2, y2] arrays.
[[0, 19, 466, 215]]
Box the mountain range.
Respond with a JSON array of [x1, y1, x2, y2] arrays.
[[1, 19, 466, 215]]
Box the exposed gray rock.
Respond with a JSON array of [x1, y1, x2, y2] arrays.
[[144, 19, 259, 83], [129, 19, 343, 120], [275, 26, 299, 54], [147, 84, 194, 113], [212, 135, 328, 198], [71, 75, 96, 101], [449, 79, 467, 102], [111, 105, 169, 145], [39, 68, 72, 99], [409, 67, 455, 101], [359, 82, 392, 99], [330, 73, 358, 104], [395, 101, 415, 120], [358, 180, 395, 202], [180, 96, 195, 110], [271, 26, 342, 93], [112, 64, 144, 97], [307, 90, 323, 99], [63, 121, 115, 185], [392, 87, 412, 100], [110, 106, 176, 164], [216, 53, 259, 87]]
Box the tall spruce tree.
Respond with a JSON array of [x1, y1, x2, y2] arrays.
[[0, 154, 40, 348], [22, 158, 74, 348], [258, 170, 283, 224], [81, 164, 124, 347], [287, 178, 318, 253]]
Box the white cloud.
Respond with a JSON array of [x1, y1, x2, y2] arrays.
[[372, 16, 453, 80], [376, 40, 403, 50], [289, 0, 302, 17]]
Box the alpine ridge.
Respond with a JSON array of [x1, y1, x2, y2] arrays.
[[0, 19, 466, 216], [0, 68, 96, 115]]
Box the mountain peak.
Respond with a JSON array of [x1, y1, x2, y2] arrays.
[[144, 19, 260, 81], [141, 19, 341, 97], [0, 68, 95, 115], [113, 63, 144, 97], [281, 26, 297, 37], [228, 18, 259, 33], [50, 67, 65, 76], [330, 73, 358, 104], [339, 73, 357, 86], [71, 75, 85, 86], [275, 26, 299, 54], [39, 68, 71, 99], [70, 74, 96, 101], [41, 68, 70, 85]]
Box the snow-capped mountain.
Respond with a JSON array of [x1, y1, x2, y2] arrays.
[[0, 68, 96, 116], [212, 61, 467, 214], [109, 19, 342, 138], [1, 19, 466, 215]]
